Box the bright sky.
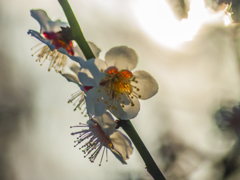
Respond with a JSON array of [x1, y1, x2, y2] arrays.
[[133, 0, 232, 48]]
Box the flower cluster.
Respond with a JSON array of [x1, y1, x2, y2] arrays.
[[28, 9, 100, 72], [28, 9, 158, 165]]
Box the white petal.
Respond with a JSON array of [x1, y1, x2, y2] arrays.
[[132, 70, 158, 100], [85, 88, 106, 117], [69, 62, 80, 76], [30, 9, 67, 33], [93, 112, 117, 135], [72, 46, 85, 59], [28, 30, 55, 51], [73, 42, 101, 60], [109, 98, 140, 120], [78, 59, 104, 86], [88, 42, 101, 58], [58, 48, 85, 66], [80, 58, 107, 84], [61, 73, 80, 84], [105, 46, 138, 71], [59, 62, 79, 84], [109, 130, 133, 164], [78, 71, 95, 86]]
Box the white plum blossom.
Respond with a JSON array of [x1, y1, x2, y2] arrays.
[[77, 46, 159, 120], [71, 112, 133, 165], [28, 9, 100, 72]]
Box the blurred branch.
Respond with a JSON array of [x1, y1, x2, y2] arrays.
[[166, 0, 189, 20]]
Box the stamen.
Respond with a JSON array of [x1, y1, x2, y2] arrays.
[[71, 119, 112, 165], [98, 67, 142, 110], [31, 29, 74, 72], [106, 148, 108, 162], [31, 44, 68, 72], [31, 42, 42, 50], [68, 91, 87, 114], [99, 147, 105, 166], [31, 46, 44, 56]]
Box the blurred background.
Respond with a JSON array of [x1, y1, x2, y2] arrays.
[[1, 0, 240, 179]]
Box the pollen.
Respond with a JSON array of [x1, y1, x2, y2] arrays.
[[31, 29, 74, 72], [99, 66, 142, 108], [32, 45, 67, 72], [68, 90, 86, 114], [71, 120, 113, 165]]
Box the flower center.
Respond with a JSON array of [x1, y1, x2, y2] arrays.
[[98, 66, 140, 109], [100, 66, 133, 98], [71, 119, 113, 166], [31, 28, 74, 72], [89, 120, 113, 148], [43, 30, 74, 56]]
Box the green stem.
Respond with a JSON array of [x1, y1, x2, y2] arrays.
[[58, 1, 165, 179], [58, 0, 95, 60], [120, 120, 166, 180]]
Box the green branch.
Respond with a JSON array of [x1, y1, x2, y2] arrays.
[[58, 1, 166, 179], [58, 0, 95, 60], [120, 120, 166, 180]]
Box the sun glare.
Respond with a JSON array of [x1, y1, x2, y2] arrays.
[[133, 0, 232, 48]]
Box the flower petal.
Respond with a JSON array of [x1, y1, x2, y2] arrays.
[[28, 30, 85, 65], [85, 88, 105, 117], [61, 62, 81, 84], [30, 9, 67, 33], [93, 112, 117, 136], [96, 89, 140, 119], [88, 42, 101, 58], [105, 46, 138, 71], [78, 71, 95, 86], [61, 73, 80, 84], [80, 58, 107, 84], [109, 97, 140, 120], [132, 70, 158, 100], [28, 30, 55, 51], [109, 130, 133, 164], [73, 42, 101, 60], [78, 58, 105, 86], [58, 48, 85, 66], [69, 62, 80, 76]]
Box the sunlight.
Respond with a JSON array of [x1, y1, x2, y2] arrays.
[[133, 0, 232, 48]]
